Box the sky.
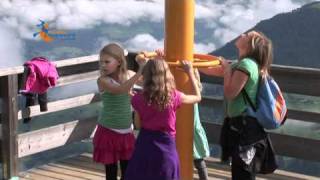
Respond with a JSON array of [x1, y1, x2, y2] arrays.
[[0, 0, 311, 68]]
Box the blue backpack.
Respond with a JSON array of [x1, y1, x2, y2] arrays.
[[243, 76, 288, 129]]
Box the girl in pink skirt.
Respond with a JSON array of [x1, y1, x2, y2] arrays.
[[93, 43, 145, 180]]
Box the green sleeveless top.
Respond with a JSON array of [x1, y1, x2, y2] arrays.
[[227, 58, 259, 117], [98, 91, 132, 129]]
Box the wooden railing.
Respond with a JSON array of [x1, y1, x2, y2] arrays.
[[0, 55, 319, 179]]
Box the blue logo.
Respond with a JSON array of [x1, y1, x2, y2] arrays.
[[33, 20, 75, 42]]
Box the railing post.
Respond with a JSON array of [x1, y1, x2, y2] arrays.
[[1, 75, 19, 179]]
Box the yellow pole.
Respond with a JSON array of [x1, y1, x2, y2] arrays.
[[165, 0, 194, 179]]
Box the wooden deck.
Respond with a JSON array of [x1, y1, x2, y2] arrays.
[[18, 153, 318, 180]]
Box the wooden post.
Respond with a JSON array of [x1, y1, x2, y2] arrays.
[[1, 75, 19, 179]]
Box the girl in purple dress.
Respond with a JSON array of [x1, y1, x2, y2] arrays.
[[125, 57, 201, 180]]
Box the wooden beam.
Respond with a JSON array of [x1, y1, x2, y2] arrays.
[[18, 93, 101, 119], [18, 118, 97, 158], [57, 61, 99, 76], [56, 71, 99, 87], [269, 133, 320, 162], [200, 96, 320, 123], [55, 55, 98, 68], [0, 55, 99, 77], [272, 65, 320, 97], [200, 64, 320, 96], [0, 53, 318, 96], [4, 94, 317, 123], [0, 66, 24, 77], [200, 73, 223, 85], [0, 71, 99, 117], [0, 75, 19, 179], [202, 122, 320, 162], [287, 109, 320, 124]]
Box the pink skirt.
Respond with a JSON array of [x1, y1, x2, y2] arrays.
[[93, 125, 135, 164]]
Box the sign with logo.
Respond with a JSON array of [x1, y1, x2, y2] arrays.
[[33, 20, 76, 42]]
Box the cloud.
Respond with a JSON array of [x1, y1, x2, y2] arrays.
[[0, 22, 24, 68], [0, 0, 305, 42], [195, 0, 301, 46], [194, 42, 216, 54], [0, 0, 164, 32], [125, 34, 163, 51], [124, 33, 215, 54], [0, 0, 309, 68]]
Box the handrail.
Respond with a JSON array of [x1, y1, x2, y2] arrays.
[[201, 64, 320, 96], [1, 54, 320, 77], [0, 54, 99, 77], [201, 95, 320, 123], [0, 54, 319, 179]]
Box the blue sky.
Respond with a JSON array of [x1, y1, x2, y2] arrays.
[[0, 0, 313, 68]]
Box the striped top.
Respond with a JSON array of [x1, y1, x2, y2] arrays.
[[98, 91, 132, 129]]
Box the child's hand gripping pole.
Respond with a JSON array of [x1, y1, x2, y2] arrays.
[[135, 52, 159, 62]]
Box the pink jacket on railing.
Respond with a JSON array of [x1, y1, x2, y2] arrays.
[[22, 57, 59, 94]]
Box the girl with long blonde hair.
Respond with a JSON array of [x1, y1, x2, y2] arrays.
[[125, 57, 201, 180], [200, 31, 277, 179], [93, 43, 145, 180]]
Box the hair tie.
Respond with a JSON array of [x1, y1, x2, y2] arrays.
[[123, 49, 128, 56]]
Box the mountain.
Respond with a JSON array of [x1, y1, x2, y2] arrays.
[[210, 2, 320, 68]]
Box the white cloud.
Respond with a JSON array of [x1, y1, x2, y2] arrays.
[[0, 23, 24, 68], [0, 0, 304, 42], [0, 0, 309, 67], [194, 42, 216, 54], [253, 0, 300, 20], [0, 0, 165, 33], [213, 28, 238, 45], [125, 34, 163, 51], [195, 3, 221, 19], [196, 0, 301, 46], [125, 33, 215, 54]]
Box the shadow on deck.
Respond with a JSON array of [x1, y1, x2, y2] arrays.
[[19, 153, 318, 180]]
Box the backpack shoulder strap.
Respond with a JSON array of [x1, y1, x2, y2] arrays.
[[242, 88, 257, 112], [242, 75, 262, 112]]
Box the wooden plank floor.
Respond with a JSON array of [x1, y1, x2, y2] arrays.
[[19, 153, 319, 180]]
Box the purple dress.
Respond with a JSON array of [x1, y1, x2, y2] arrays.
[[125, 91, 182, 180]]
